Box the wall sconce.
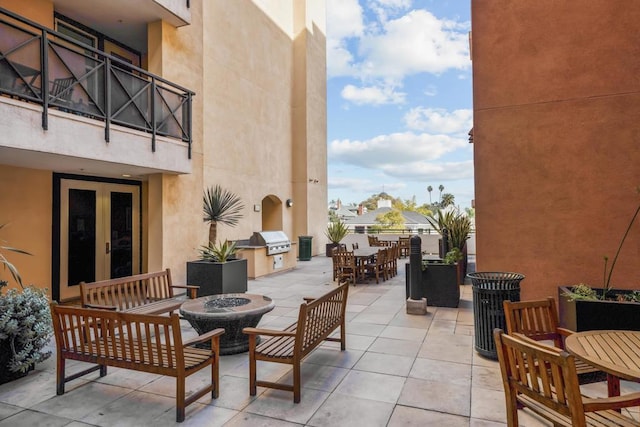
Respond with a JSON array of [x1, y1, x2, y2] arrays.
[[286, 199, 294, 208], [253, 204, 261, 212]]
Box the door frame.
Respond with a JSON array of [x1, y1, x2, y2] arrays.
[[52, 173, 142, 301]]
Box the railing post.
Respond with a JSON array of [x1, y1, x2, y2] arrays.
[[187, 92, 192, 159], [41, 29, 48, 130], [151, 78, 156, 152], [104, 57, 111, 142]]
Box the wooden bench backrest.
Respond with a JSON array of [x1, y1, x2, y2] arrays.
[[296, 283, 349, 358], [503, 297, 563, 347], [80, 269, 174, 311], [51, 303, 185, 375], [494, 329, 585, 426]]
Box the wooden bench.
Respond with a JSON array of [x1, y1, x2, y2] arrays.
[[80, 268, 198, 315], [50, 303, 224, 423], [243, 283, 349, 402]]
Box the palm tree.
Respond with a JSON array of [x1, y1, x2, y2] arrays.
[[203, 185, 244, 245], [438, 184, 444, 202], [441, 193, 455, 208], [427, 185, 433, 203]]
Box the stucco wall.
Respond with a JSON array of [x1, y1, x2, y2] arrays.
[[472, 0, 640, 300], [0, 165, 52, 293]]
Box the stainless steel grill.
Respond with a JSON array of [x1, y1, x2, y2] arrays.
[[249, 231, 291, 255]]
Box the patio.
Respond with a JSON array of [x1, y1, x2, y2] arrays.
[[1, 256, 639, 426]]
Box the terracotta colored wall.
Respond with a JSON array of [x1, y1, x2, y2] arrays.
[[472, 0, 640, 301]]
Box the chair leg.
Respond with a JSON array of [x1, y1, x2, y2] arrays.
[[249, 335, 257, 396], [293, 362, 301, 403], [56, 355, 65, 395]]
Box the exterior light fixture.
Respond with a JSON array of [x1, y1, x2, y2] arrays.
[[286, 199, 293, 208]]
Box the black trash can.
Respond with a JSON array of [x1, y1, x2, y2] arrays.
[[298, 236, 312, 261], [468, 271, 524, 359]]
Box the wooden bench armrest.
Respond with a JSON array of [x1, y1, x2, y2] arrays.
[[302, 297, 315, 303], [183, 328, 225, 348], [171, 285, 199, 299], [583, 391, 640, 412], [84, 303, 118, 311], [243, 327, 297, 337]]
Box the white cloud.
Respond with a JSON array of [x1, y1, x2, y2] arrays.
[[328, 131, 467, 168], [341, 83, 406, 105], [328, 176, 406, 196], [383, 160, 474, 181], [327, 0, 365, 77], [367, 0, 412, 23], [404, 108, 472, 134], [358, 10, 470, 79]]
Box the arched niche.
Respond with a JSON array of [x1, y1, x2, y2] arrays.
[[261, 195, 283, 231]]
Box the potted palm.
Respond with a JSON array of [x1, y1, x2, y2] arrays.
[[427, 209, 472, 284], [187, 186, 248, 297], [325, 220, 349, 257], [0, 223, 53, 384]]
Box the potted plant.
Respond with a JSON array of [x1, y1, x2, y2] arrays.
[[558, 187, 640, 331], [405, 249, 461, 308], [325, 220, 349, 257], [0, 223, 53, 384], [427, 208, 472, 284], [186, 186, 248, 297]]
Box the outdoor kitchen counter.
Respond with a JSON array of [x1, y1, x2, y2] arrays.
[[237, 243, 298, 279]]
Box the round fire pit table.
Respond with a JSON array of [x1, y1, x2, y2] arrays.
[[180, 293, 275, 355]]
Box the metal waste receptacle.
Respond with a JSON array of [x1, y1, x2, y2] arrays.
[[468, 271, 524, 359], [298, 236, 312, 261]]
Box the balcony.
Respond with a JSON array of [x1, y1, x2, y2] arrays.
[[0, 6, 193, 176]]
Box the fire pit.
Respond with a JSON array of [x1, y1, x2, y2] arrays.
[[180, 293, 275, 355]]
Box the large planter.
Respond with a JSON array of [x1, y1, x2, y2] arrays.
[[558, 286, 640, 332], [187, 258, 248, 297], [326, 243, 340, 257], [405, 260, 460, 307]]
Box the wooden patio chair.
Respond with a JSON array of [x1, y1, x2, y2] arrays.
[[494, 329, 640, 427], [335, 251, 358, 285], [503, 297, 605, 384], [398, 236, 410, 258], [364, 248, 387, 283]]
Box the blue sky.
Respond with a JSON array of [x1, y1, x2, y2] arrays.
[[326, 0, 473, 209]]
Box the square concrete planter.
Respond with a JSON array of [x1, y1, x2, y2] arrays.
[[187, 258, 248, 297], [558, 286, 640, 331]]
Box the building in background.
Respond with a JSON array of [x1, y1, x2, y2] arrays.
[[0, 0, 327, 300]]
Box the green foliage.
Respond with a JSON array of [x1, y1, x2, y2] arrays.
[[203, 185, 244, 246], [427, 209, 471, 250], [618, 290, 640, 303], [198, 240, 239, 262], [0, 281, 53, 375], [325, 220, 349, 244], [562, 283, 599, 301], [375, 210, 405, 229], [0, 223, 32, 288], [444, 248, 463, 264]]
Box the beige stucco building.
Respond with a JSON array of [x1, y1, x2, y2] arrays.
[[471, 0, 640, 301], [0, 0, 327, 301]]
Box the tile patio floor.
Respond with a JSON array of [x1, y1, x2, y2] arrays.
[[1, 255, 639, 426]]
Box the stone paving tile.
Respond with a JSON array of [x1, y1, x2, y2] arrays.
[[308, 393, 394, 427]]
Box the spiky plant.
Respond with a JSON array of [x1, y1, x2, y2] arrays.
[[203, 185, 244, 246], [0, 223, 31, 289]]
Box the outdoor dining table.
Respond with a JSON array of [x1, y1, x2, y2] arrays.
[[352, 247, 379, 282], [564, 330, 640, 397]]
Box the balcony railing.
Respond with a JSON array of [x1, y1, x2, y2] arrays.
[[0, 7, 194, 158]]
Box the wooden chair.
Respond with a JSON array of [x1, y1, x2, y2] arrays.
[[364, 248, 387, 283], [398, 236, 410, 258], [50, 77, 75, 110], [352, 242, 359, 250], [494, 329, 640, 427], [503, 297, 604, 383], [335, 251, 358, 285]]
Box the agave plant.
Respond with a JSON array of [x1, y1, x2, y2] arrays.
[[198, 240, 239, 262], [426, 209, 471, 251], [325, 220, 349, 244], [0, 223, 32, 289], [203, 185, 244, 246]]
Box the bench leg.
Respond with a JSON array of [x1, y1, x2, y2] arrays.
[[176, 376, 186, 423], [248, 335, 257, 396], [56, 355, 65, 395], [212, 335, 220, 399], [293, 361, 301, 403], [100, 364, 107, 377]]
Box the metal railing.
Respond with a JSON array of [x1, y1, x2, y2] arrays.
[[0, 7, 194, 158]]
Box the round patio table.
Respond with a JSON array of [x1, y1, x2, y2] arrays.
[[180, 293, 275, 355]]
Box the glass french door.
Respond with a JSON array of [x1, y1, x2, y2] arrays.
[[59, 179, 140, 300]]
